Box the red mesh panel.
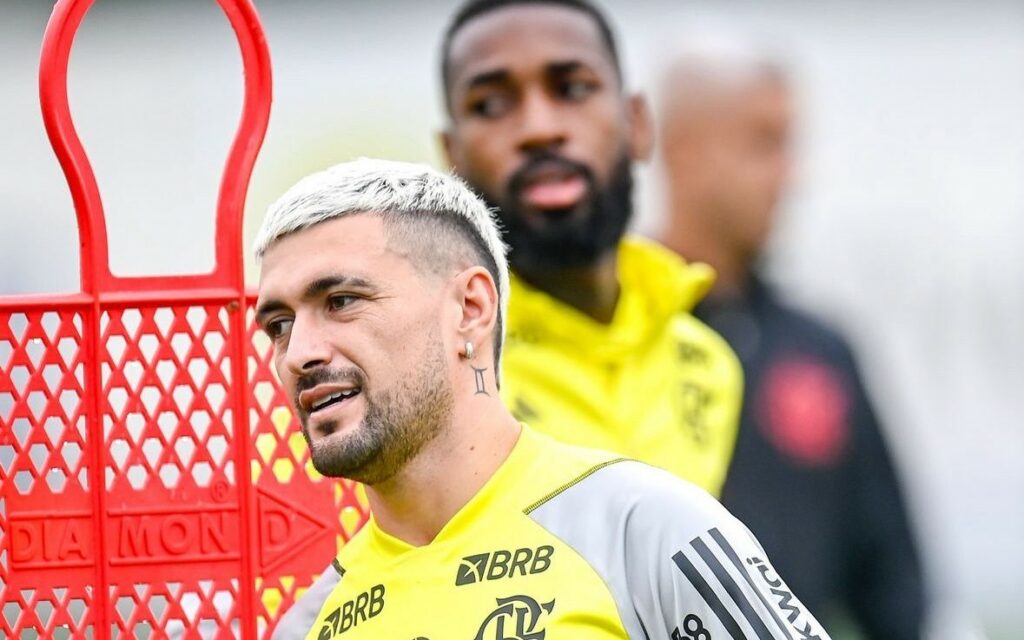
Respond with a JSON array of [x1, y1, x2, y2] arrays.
[[1, 307, 98, 638], [0, 1, 370, 637], [99, 303, 243, 637], [0, 302, 371, 638]]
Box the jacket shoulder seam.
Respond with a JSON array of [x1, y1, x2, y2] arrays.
[[523, 457, 631, 515]]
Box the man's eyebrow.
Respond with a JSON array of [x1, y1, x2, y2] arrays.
[[462, 61, 591, 90], [547, 60, 587, 76], [463, 68, 510, 92], [254, 299, 287, 325], [254, 275, 375, 323], [302, 274, 375, 300]]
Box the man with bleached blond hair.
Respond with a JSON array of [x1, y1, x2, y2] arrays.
[[259, 158, 829, 640]]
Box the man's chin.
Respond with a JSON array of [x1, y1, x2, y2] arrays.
[[507, 228, 614, 271], [305, 421, 368, 478], [309, 445, 378, 481]]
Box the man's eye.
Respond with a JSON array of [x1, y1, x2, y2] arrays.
[[327, 295, 357, 312], [265, 318, 293, 341], [470, 94, 511, 118], [561, 79, 596, 101]]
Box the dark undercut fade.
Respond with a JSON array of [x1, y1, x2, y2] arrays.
[[440, 0, 623, 104], [382, 210, 506, 370]]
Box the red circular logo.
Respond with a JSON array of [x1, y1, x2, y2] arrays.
[[756, 358, 851, 467]]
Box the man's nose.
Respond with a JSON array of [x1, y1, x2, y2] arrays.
[[283, 314, 332, 376], [517, 90, 568, 152]]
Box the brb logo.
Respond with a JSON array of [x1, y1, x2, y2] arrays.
[[474, 595, 555, 640], [456, 546, 554, 586], [316, 584, 385, 639]]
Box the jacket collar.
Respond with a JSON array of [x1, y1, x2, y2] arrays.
[[506, 236, 716, 361]]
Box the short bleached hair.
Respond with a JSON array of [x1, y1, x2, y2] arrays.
[[254, 158, 510, 374]]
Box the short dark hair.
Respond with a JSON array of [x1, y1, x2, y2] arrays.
[[440, 0, 622, 100]]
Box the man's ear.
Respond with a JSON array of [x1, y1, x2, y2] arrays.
[[627, 93, 655, 162], [452, 265, 498, 344]]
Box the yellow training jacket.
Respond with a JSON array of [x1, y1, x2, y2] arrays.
[[500, 236, 743, 496], [294, 427, 830, 640], [267, 238, 744, 638]]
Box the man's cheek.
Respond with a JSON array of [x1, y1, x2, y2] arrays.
[[468, 143, 509, 183], [273, 358, 296, 402]]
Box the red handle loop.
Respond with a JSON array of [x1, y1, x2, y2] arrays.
[[39, 0, 272, 296]]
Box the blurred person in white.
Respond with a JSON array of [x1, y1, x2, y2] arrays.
[[657, 34, 929, 640]]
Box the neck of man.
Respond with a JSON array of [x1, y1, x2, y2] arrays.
[[364, 392, 522, 547], [661, 197, 753, 300], [514, 250, 621, 324]]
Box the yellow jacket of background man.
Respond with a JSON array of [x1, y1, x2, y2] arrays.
[[500, 236, 743, 496]]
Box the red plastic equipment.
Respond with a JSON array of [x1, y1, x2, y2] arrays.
[[0, 1, 369, 637]]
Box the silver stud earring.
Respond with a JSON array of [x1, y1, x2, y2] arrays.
[[462, 341, 475, 360]]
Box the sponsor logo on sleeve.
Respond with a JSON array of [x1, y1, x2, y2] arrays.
[[672, 528, 824, 640], [746, 556, 822, 640], [456, 546, 554, 586]]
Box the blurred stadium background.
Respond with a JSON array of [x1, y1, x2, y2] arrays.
[[0, 0, 1021, 638]]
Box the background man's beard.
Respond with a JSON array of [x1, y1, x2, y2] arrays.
[[481, 152, 634, 272], [300, 334, 454, 485]]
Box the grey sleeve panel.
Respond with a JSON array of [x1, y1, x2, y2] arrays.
[[271, 564, 342, 640], [527, 461, 832, 640]]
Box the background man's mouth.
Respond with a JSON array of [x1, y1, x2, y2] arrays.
[[520, 174, 588, 210]]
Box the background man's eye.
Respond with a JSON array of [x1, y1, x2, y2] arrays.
[[471, 94, 510, 118], [562, 80, 594, 100]]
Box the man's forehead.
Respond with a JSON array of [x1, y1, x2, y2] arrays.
[[447, 4, 615, 87], [257, 215, 391, 292]]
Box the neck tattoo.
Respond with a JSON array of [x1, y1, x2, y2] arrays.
[[472, 367, 489, 396]]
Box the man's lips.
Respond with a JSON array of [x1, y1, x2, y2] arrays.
[[515, 162, 589, 210], [521, 175, 588, 210], [298, 383, 362, 414]]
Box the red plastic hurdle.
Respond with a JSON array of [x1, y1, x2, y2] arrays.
[[0, 1, 369, 637]]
